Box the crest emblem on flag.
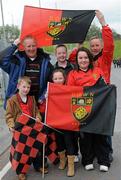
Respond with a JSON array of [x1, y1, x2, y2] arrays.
[[71, 93, 93, 125], [47, 17, 72, 38]]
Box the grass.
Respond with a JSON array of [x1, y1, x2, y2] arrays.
[[113, 40, 121, 59], [43, 40, 121, 59]]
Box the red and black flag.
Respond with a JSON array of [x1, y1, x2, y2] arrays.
[[46, 83, 116, 136], [20, 6, 95, 47], [10, 115, 47, 175]]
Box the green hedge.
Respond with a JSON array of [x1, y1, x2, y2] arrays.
[[43, 40, 121, 59]]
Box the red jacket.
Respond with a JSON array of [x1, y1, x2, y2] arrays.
[[69, 25, 114, 84], [93, 25, 114, 84], [67, 67, 104, 87], [69, 48, 78, 64]]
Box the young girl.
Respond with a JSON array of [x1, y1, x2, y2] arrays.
[[67, 47, 111, 172], [51, 68, 76, 177]]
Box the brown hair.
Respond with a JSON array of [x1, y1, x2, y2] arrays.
[[52, 68, 66, 82], [76, 47, 94, 70], [55, 44, 67, 53]]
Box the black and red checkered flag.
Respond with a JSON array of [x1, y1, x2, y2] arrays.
[[46, 132, 59, 165], [10, 115, 47, 175]]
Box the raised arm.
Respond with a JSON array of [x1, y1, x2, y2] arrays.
[[0, 38, 20, 73]]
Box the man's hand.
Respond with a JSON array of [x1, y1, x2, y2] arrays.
[[95, 10, 106, 27], [13, 38, 20, 46]]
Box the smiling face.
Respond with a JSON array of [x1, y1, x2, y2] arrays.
[[52, 71, 65, 84], [55, 46, 67, 63], [89, 38, 103, 56], [17, 80, 31, 97], [23, 37, 37, 58], [77, 51, 90, 71]]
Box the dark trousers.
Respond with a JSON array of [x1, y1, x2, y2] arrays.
[[73, 132, 79, 155], [55, 131, 66, 152], [107, 136, 113, 153], [79, 133, 111, 167], [56, 130, 77, 155]]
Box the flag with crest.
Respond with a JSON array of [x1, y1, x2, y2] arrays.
[[46, 83, 116, 136], [20, 6, 95, 47]]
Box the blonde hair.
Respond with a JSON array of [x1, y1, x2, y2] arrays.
[[89, 36, 103, 44], [22, 35, 37, 46], [18, 76, 31, 85]]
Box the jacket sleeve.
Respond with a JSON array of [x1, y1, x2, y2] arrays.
[[69, 48, 78, 63], [47, 61, 54, 82], [102, 25, 114, 64], [5, 99, 15, 129], [0, 44, 18, 74], [38, 59, 54, 101], [66, 70, 76, 85]]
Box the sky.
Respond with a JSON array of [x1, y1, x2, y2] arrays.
[[0, 0, 121, 34]]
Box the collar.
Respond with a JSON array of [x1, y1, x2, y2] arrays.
[[93, 50, 103, 61]]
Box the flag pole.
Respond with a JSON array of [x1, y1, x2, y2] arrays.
[[0, 0, 8, 100], [38, 34, 45, 172], [42, 82, 49, 179], [37, 16, 44, 179], [0, 0, 6, 43], [22, 113, 63, 134], [39, 0, 41, 7], [42, 142, 45, 179]]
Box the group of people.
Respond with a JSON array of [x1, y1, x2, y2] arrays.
[[0, 10, 114, 180], [113, 58, 121, 68]]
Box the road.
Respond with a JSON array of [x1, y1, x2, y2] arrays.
[[0, 65, 121, 180]]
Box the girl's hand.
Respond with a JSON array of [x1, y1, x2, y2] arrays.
[[45, 92, 48, 99]]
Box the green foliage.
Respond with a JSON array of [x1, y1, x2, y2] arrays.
[[114, 40, 121, 59], [44, 40, 121, 60], [43, 45, 55, 54], [0, 24, 20, 43], [0, 24, 119, 58], [86, 24, 121, 41], [86, 24, 102, 40], [0, 99, 3, 107]]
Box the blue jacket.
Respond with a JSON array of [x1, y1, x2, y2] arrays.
[[0, 44, 53, 108]]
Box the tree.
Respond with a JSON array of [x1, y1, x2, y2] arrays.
[[0, 24, 20, 43], [86, 24, 102, 40], [86, 23, 121, 41]]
